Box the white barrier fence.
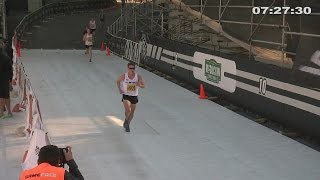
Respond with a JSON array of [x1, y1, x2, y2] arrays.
[[11, 35, 53, 171], [124, 39, 142, 65]]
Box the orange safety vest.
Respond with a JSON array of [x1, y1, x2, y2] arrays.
[[20, 163, 65, 180]]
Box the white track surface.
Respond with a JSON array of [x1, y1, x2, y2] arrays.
[[1, 49, 320, 179]]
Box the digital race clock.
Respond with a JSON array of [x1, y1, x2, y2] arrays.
[[252, 6, 312, 15]]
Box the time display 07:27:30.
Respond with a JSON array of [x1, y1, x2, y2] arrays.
[[252, 6, 312, 15]]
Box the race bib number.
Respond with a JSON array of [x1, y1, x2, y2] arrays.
[[127, 84, 136, 92]]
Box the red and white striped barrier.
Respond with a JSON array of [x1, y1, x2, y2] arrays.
[[11, 34, 53, 171]]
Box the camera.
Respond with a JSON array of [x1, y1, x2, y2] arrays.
[[58, 147, 68, 167]]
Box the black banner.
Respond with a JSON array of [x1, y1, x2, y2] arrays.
[[139, 34, 320, 140]]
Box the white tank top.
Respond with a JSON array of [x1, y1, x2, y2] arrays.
[[85, 33, 93, 45], [122, 72, 139, 96], [89, 20, 96, 29]]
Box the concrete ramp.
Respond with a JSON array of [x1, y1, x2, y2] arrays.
[[1, 49, 320, 179]]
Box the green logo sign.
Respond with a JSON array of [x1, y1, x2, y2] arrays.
[[205, 59, 221, 83]]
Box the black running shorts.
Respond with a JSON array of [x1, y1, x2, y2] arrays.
[[85, 45, 93, 48], [122, 94, 138, 104]]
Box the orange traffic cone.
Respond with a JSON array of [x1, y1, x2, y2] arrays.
[[100, 42, 105, 51], [106, 46, 111, 56], [199, 83, 208, 99]]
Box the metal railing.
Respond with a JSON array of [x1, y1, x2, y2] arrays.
[[15, 0, 114, 40], [107, 16, 122, 36], [179, 0, 320, 66], [108, 1, 170, 39], [168, 18, 200, 41]]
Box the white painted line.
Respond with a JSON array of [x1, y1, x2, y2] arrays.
[[156, 47, 162, 60], [237, 70, 320, 101], [147, 44, 152, 57], [236, 81, 320, 116], [161, 56, 192, 71], [151, 45, 157, 59], [177, 53, 193, 62], [162, 49, 193, 62]]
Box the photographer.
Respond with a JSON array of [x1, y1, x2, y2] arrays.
[[0, 39, 13, 119], [19, 145, 84, 180]]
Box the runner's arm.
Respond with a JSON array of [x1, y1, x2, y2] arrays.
[[137, 75, 145, 88], [116, 74, 125, 92]]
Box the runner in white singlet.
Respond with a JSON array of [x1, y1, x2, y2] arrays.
[[116, 62, 145, 132], [82, 28, 93, 62], [89, 18, 96, 34]]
